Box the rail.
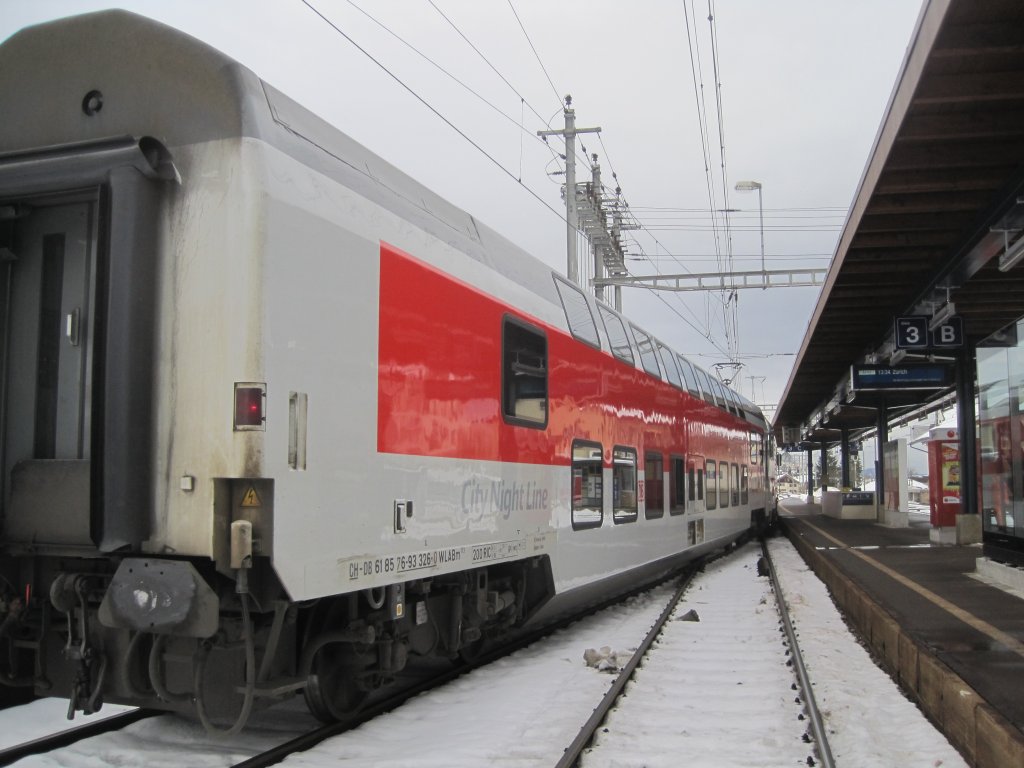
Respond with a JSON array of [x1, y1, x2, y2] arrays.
[[553, 570, 697, 768], [553, 539, 835, 768], [232, 563, 705, 768], [0, 708, 157, 767], [761, 537, 835, 768]]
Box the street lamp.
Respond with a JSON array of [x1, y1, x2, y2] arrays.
[[734, 180, 764, 286]]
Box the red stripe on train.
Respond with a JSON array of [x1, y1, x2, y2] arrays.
[[377, 242, 744, 465]]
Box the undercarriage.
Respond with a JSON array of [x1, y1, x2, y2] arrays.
[[0, 552, 553, 734]]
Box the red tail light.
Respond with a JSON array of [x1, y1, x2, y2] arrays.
[[234, 383, 266, 430]]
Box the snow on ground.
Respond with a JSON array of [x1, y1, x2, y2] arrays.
[[2, 536, 970, 767], [582, 541, 811, 768], [5, 700, 313, 767], [767, 536, 967, 768], [0, 698, 135, 750], [279, 583, 678, 767]]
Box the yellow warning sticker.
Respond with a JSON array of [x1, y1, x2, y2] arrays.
[[240, 486, 262, 508]]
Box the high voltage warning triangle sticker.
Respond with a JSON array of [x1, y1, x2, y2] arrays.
[[240, 486, 262, 508]]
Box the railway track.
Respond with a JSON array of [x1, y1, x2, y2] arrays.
[[0, 555, 711, 767], [13, 538, 946, 767], [565, 536, 835, 768], [554, 571, 699, 768], [760, 537, 835, 768], [233, 555, 734, 767], [0, 708, 157, 767]]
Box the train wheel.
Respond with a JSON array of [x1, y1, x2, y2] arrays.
[[303, 643, 373, 722], [457, 634, 488, 665]]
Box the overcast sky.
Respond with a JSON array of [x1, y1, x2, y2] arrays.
[[1, 1, 925, 410]]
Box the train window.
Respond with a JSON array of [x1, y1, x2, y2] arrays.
[[598, 305, 635, 365], [722, 384, 738, 415], [645, 452, 664, 519], [750, 433, 760, 464], [694, 367, 714, 404], [630, 326, 662, 379], [705, 460, 717, 510], [670, 455, 686, 515], [571, 440, 603, 530], [722, 387, 742, 417], [613, 446, 638, 524], [741, 466, 749, 505], [719, 461, 730, 509], [502, 316, 548, 428], [676, 355, 700, 397], [709, 378, 729, 410], [554, 277, 600, 349], [732, 463, 740, 506], [656, 343, 684, 390]]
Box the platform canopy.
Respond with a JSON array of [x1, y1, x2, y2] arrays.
[[774, 0, 1024, 449]]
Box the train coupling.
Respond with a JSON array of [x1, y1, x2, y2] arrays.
[[49, 573, 105, 716]]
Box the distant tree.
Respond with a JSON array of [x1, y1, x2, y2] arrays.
[[815, 449, 841, 489]]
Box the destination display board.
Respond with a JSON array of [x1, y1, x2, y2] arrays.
[[851, 362, 953, 391]]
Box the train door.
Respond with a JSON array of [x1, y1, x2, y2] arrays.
[[0, 197, 98, 547]]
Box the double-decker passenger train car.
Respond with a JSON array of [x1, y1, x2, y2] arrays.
[[0, 11, 775, 731]]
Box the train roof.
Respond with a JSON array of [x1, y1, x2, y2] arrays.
[[0, 10, 559, 303], [0, 10, 767, 429]]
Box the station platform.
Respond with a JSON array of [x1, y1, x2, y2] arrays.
[[778, 499, 1024, 768]]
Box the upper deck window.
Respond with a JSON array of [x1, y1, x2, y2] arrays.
[[631, 326, 662, 378], [708, 377, 728, 410], [656, 343, 684, 390], [694, 367, 715, 404], [554, 277, 600, 348], [598, 305, 635, 365], [676, 355, 700, 397]]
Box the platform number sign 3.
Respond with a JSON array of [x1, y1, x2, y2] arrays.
[[895, 316, 929, 350]]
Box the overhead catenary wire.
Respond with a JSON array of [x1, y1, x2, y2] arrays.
[[505, 0, 562, 108], [586, 135, 729, 338], [304, 0, 746, 368], [682, 0, 729, 353], [424, 0, 734, 350], [449, 0, 718, 341], [426, 1, 594, 178], [425, 0, 549, 126], [300, 0, 567, 225], [705, 0, 741, 366], [344, 0, 554, 151], [342, 0, 587, 189], [634, 254, 832, 263]]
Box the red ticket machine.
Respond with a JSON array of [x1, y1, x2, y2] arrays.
[[927, 427, 960, 527]]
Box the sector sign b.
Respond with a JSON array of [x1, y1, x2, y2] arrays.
[[895, 316, 928, 349], [931, 316, 963, 348]]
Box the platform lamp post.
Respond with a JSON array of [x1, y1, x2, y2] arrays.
[[735, 180, 764, 287]]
